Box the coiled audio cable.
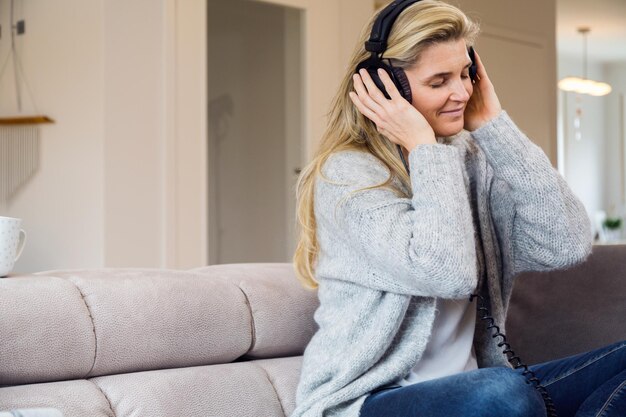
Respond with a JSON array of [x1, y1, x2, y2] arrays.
[[470, 293, 558, 417]]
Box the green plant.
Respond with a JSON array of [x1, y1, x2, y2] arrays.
[[603, 217, 622, 230]]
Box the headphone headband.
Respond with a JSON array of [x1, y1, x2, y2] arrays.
[[357, 0, 477, 175], [366, 0, 422, 54]]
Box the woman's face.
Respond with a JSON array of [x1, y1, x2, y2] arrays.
[[403, 39, 474, 137]]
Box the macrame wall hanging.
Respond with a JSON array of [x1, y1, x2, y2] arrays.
[[0, 0, 54, 204]]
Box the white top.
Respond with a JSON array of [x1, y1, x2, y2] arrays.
[[397, 297, 478, 386]]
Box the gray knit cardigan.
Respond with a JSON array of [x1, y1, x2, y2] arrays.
[[291, 111, 593, 417]]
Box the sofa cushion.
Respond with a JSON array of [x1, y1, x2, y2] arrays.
[[0, 357, 304, 417], [91, 359, 290, 417], [1, 269, 253, 385], [0, 277, 95, 386], [0, 380, 114, 417], [0, 410, 63, 417], [506, 244, 626, 364], [254, 356, 303, 416], [53, 269, 253, 377], [192, 263, 319, 358]]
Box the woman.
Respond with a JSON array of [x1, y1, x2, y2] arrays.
[[291, 1, 626, 416]]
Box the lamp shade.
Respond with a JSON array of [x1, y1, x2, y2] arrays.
[[558, 27, 612, 97], [558, 77, 612, 96]]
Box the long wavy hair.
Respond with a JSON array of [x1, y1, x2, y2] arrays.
[[293, 0, 480, 289]]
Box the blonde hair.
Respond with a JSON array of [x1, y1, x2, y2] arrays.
[[293, 0, 479, 289]]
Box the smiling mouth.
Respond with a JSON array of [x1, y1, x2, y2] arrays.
[[440, 108, 464, 114]]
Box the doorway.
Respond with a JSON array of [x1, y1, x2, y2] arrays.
[[207, 0, 303, 264]]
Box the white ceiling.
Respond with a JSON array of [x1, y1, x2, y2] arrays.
[[557, 0, 626, 63]]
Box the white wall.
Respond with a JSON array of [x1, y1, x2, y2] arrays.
[[456, 0, 558, 163], [0, 0, 166, 273], [0, 0, 105, 272], [557, 55, 606, 234], [103, 0, 165, 267], [603, 62, 626, 217]]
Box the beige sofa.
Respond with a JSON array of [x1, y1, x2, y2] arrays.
[[1, 245, 625, 416], [0, 264, 318, 416]]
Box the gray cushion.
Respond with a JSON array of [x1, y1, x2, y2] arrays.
[[506, 244, 626, 364]]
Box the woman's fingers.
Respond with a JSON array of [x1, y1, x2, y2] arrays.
[[375, 68, 404, 101], [464, 50, 502, 130], [349, 91, 383, 128], [473, 50, 488, 82], [352, 68, 407, 125], [357, 69, 389, 103], [351, 68, 427, 143], [353, 68, 404, 111], [353, 73, 385, 115]]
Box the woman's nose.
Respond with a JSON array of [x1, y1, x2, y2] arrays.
[[450, 78, 471, 101]]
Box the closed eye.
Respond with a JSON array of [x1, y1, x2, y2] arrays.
[[431, 72, 471, 88], [430, 79, 446, 89]]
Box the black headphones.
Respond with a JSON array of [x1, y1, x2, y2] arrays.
[[355, 0, 478, 105]]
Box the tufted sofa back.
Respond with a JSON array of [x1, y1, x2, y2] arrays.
[[0, 263, 319, 416]]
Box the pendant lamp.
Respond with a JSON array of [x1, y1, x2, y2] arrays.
[[558, 27, 612, 97]]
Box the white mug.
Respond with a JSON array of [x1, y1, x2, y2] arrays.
[[0, 216, 27, 277]]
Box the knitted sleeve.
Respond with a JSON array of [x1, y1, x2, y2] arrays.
[[314, 146, 477, 298], [471, 111, 593, 275]]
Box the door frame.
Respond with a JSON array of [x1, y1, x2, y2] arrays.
[[163, 0, 372, 268]]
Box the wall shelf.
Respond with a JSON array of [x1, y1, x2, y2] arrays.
[[0, 116, 55, 125]]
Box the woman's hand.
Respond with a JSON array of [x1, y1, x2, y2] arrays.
[[463, 50, 502, 131], [349, 68, 436, 151]]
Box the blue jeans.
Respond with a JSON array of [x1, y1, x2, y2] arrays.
[[359, 340, 626, 417]]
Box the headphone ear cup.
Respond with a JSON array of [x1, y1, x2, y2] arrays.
[[468, 46, 478, 81], [355, 62, 412, 103], [390, 67, 412, 104]]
